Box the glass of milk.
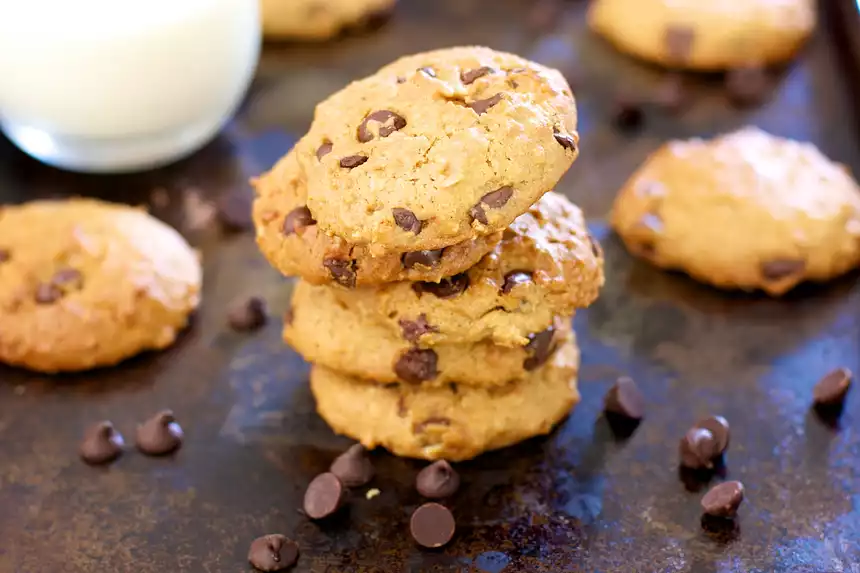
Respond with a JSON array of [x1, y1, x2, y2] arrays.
[[0, 0, 261, 173]]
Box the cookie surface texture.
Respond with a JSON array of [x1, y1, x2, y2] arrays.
[[261, 0, 396, 41], [0, 199, 202, 372], [610, 127, 860, 295], [296, 46, 579, 253]]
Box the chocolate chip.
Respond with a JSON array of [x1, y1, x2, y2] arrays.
[[665, 25, 695, 62], [329, 444, 374, 487], [282, 206, 316, 236], [79, 421, 124, 465], [524, 326, 556, 371], [613, 97, 644, 131], [461, 66, 495, 85], [418, 67, 436, 78], [0, 249, 9, 263], [136, 410, 183, 456], [357, 110, 407, 142], [652, 73, 686, 112], [468, 93, 503, 115], [760, 258, 805, 281], [393, 208, 422, 234], [587, 233, 603, 259], [603, 376, 645, 421], [402, 249, 443, 270], [695, 415, 730, 455], [813, 367, 852, 407], [399, 314, 438, 343], [412, 274, 469, 298], [416, 460, 460, 499], [394, 349, 438, 383], [553, 128, 577, 151], [726, 65, 769, 107], [303, 472, 347, 519], [339, 155, 368, 169], [34, 282, 62, 304], [323, 258, 357, 288], [228, 296, 267, 332], [316, 141, 333, 160], [469, 187, 514, 225], [701, 481, 744, 518], [679, 427, 720, 470], [216, 191, 253, 232], [501, 271, 532, 294], [51, 268, 83, 290], [410, 503, 455, 548], [248, 534, 299, 571]]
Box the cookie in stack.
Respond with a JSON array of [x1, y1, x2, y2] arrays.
[[252, 47, 604, 461]]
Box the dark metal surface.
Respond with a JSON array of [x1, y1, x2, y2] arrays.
[[1, 1, 860, 571]]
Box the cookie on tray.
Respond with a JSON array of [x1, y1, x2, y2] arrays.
[[310, 338, 580, 461], [285, 281, 571, 387], [253, 148, 501, 287], [610, 127, 860, 296], [261, 0, 396, 41], [588, 0, 816, 71], [330, 191, 604, 347], [295, 46, 579, 254], [0, 199, 201, 372]]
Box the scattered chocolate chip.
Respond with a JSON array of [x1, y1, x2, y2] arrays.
[[393, 208, 422, 234], [587, 233, 603, 259], [701, 481, 744, 518], [339, 155, 368, 169], [79, 421, 124, 465], [469, 187, 514, 225], [0, 249, 9, 263], [664, 25, 695, 63], [330, 444, 374, 487], [323, 258, 357, 288], [248, 534, 299, 571], [402, 249, 443, 270], [51, 268, 83, 290], [412, 274, 469, 298], [282, 206, 316, 236], [216, 191, 253, 232], [613, 97, 644, 131], [679, 427, 720, 470], [652, 73, 686, 112], [813, 367, 852, 407], [136, 410, 184, 456], [695, 415, 730, 455], [410, 503, 456, 548], [726, 66, 769, 107], [303, 472, 347, 519], [603, 376, 645, 421], [524, 326, 556, 371], [395, 349, 439, 383], [760, 258, 805, 281], [399, 314, 438, 343], [34, 282, 62, 304], [416, 460, 460, 499], [316, 141, 333, 160], [357, 110, 407, 142], [468, 93, 503, 115], [228, 296, 267, 332], [553, 128, 577, 151], [501, 271, 532, 294], [418, 67, 436, 78], [461, 66, 495, 85]]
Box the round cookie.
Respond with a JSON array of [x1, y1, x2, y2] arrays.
[[253, 148, 501, 287], [296, 46, 579, 253], [261, 0, 396, 41], [610, 127, 860, 296], [285, 281, 571, 387], [588, 0, 816, 71], [310, 339, 580, 461], [0, 199, 202, 372], [331, 191, 604, 347]]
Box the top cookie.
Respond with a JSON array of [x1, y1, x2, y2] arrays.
[[260, 0, 396, 41], [253, 147, 501, 286], [588, 0, 816, 71], [0, 199, 202, 372], [610, 127, 860, 296], [295, 46, 579, 253]]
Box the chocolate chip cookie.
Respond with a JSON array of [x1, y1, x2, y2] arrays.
[[296, 46, 579, 254], [588, 0, 816, 71], [261, 0, 396, 41], [253, 148, 501, 287], [285, 281, 571, 387], [330, 192, 604, 347], [0, 199, 201, 372], [611, 127, 860, 295], [310, 338, 580, 461]]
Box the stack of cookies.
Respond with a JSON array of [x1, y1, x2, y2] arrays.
[[252, 47, 605, 461]]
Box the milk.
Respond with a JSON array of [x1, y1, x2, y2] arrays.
[[0, 0, 261, 172]]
